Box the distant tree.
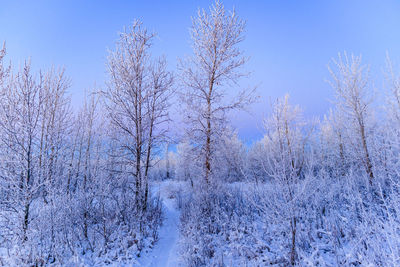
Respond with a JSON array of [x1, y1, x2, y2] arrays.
[[247, 138, 269, 184], [381, 55, 400, 180], [39, 67, 71, 202], [180, 0, 255, 184], [384, 54, 400, 124], [328, 52, 375, 184], [320, 108, 350, 177], [164, 142, 170, 179], [78, 92, 101, 241], [175, 140, 197, 187], [213, 129, 247, 182], [0, 44, 9, 87]]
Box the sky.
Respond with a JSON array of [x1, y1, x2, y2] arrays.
[[1, 0, 400, 143]]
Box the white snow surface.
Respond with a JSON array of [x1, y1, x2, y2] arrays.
[[138, 181, 183, 267]]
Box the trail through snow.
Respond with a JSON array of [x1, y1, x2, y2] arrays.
[[138, 182, 182, 267]]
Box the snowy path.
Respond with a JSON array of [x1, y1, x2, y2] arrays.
[[138, 183, 182, 267]]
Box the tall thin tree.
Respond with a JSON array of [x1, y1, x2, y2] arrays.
[[105, 21, 172, 211], [328, 52, 375, 184], [180, 0, 254, 184]]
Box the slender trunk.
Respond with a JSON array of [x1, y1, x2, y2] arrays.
[[23, 138, 32, 241], [338, 132, 346, 176], [135, 146, 141, 210], [74, 130, 84, 193], [205, 119, 211, 183], [360, 123, 374, 184], [67, 132, 78, 195], [42, 121, 50, 203], [143, 126, 153, 212], [84, 210, 88, 239], [83, 122, 92, 241], [290, 217, 297, 266], [45, 96, 59, 198], [205, 85, 213, 184], [102, 201, 108, 251], [190, 175, 194, 188], [205, 47, 217, 184], [205, 130, 211, 184], [165, 143, 170, 179], [338, 135, 344, 162], [38, 105, 47, 187], [23, 201, 30, 241], [143, 90, 157, 211], [84, 125, 92, 190], [135, 88, 142, 210]]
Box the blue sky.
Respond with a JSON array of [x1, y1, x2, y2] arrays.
[[1, 1, 400, 142]]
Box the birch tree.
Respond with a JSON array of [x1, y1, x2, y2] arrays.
[[260, 94, 313, 266], [0, 44, 8, 87], [180, 0, 254, 184], [328, 52, 375, 184], [0, 62, 44, 242], [385, 55, 400, 124], [381, 55, 400, 181], [39, 68, 71, 202], [105, 20, 173, 212], [0, 61, 70, 245], [320, 108, 351, 177]]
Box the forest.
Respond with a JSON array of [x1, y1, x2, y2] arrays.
[[1, 1, 400, 266]]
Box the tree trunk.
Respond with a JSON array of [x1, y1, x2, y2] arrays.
[[290, 216, 297, 266], [205, 80, 213, 184], [135, 92, 142, 210], [360, 123, 374, 184], [23, 201, 30, 241]]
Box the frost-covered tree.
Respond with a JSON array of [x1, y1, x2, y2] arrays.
[[384, 54, 400, 124], [320, 108, 354, 177], [258, 94, 313, 265], [175, 140, 198, 187], [0, 44, 8, 87], [328, 52, 375, 184], [213, 129, 247, 182], [380, 55, 400, 181], [104, 20, 173, 211], [247, 138, 269, 183], [0, 57, 71, 263], [180, 0, 254, 184]]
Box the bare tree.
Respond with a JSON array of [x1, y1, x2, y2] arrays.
[[328, 52, 375, 184], [78, 91, 101, 241], [320, 108, 350, 177], [38, 68, 71, 202], [0, 61, 44, 241], [180, 0, 255, 184], [0, 60, 70, 244], [385, 54, 400, 124], [64, 90, 104, 251], [0, 44, 9, 87], [104, 20, 173, 211], [175, 140, 197, 187], [260, 94, 313, 266], [143, 58, 173, 208]]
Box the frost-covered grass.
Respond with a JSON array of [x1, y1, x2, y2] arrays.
[[0, 189, 163, 266], [1, 176, 400, 266], [177, 175, 400, 267]]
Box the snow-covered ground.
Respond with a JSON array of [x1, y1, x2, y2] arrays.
[[138, 181, 184, 267]]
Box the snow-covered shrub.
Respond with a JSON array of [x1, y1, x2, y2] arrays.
[[179, 183, 270, 266]]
